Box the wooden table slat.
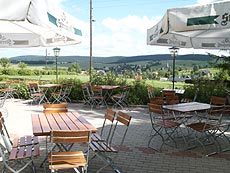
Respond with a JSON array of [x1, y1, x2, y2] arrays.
[[46, 113, 60, 131], [31, 114, 43, 136], [60, 113, 80, 130], [52, 113, 70, 130], [69, 112, 98, 132], [39, 113, 51, 134]]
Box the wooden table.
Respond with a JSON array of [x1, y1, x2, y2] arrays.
[[163, 102, 210, 113], [31, 111, 98, 136]]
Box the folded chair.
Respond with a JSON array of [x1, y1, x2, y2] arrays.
[[91, 109, 116, 143], [90, 111, 132, 173], [0, 115, 40, 173], [48, 130, 91, 173], [81, 83, 95, 107]]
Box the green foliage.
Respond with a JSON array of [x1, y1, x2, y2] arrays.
[[184, 79, 227, 103], [208, 53, 230, 79], [128, 80, 149, 105], [0, 57, 10, 68], [18, 62, 27, 69], [92, 71, 117, 85]]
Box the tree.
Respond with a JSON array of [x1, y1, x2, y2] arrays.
[[0, 57, 10, 68], [68, 62, 81, 74], [208, 52, 230, 79], [18, 62, 27, 69]]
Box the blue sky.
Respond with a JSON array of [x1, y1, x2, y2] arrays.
[[0, 0, 225, 58]]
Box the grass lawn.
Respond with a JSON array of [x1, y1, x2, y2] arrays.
[[8, 74, 89, 82]]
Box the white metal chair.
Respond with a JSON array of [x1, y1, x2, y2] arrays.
[[0, 115, 40, 173]]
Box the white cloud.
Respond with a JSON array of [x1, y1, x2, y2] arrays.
[[83, 15, 163, 57]]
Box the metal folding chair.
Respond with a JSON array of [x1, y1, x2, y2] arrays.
[[52, 83, 74, 103], [0, 115, 40, 173], [148, 103, 181, 150], [81, 83, 95, 106], [48, 130, 91, 173], [91, 109, 116, 143], [27, 82, 48, 104], [90, 111, 132, 173], [111, 86, 129, 110], [91, 86, 107, 109], [186, 105, 225, 156]]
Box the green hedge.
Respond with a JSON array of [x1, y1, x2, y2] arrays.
[[4, 75, 230, 105]]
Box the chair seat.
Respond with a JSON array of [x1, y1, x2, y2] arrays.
[[9, 144, 40, 160], [111, 94, 122, 99], [90, 141, 118, 152], [187, 122, 217, 132], [164, 114, 192, 120], [49, 151, 86, 170], [12, 136, 39, 147], [32, 93, 44, 97], [156, 120, 181, 128]]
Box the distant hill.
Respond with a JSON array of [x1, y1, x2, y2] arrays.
[[9, 54, 213, 70]]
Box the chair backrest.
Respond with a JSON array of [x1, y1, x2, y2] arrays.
[[49, 130, 91, 170], [91, 86, 103, 96], [210, 96, 226, 105], [51, 130, 91, 144], [162, 90, 176, 97], [148, 103, 164, 115], [100, 109, 116, 142], [61, 82, 73, 95], [43, 103, 68, 113], [207, 105, 225, 123], [150, 97, 165, 105], [109, 111, 132, 145], [165, 95, 180, 105], [28, 82, 40, 94]]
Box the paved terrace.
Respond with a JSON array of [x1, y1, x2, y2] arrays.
[[1, 99, 230, 173]]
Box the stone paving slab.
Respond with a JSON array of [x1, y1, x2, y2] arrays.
[[0, 99, 230, 172]]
